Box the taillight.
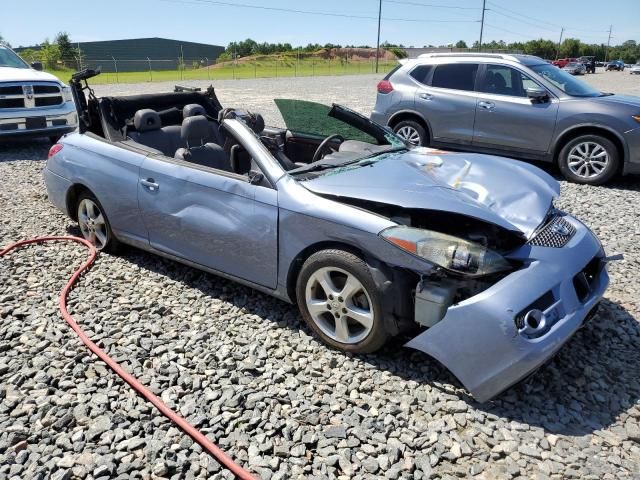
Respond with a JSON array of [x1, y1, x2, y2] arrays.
[[377, 80, 394, 94], [48, 143, 63, 159]]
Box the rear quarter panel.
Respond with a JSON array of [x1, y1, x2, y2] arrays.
[[552, 99, 632, 160], [49, 133, 148, 242]]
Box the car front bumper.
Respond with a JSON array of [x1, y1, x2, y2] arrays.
[[0, 102, 77, 140], [406, 214, 609, 402]]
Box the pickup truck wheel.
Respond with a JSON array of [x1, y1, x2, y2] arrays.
[[393, 120, 427, 146], [558, 134, 619, 185], [296, 249, 388, 353], [76, 192, 119, 252]]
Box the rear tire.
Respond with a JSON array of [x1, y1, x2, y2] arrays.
[[392, 120, 428, 146], [558, 134, 619, 185], [296, 249, 388, 354], [76, 191, 119, 252]]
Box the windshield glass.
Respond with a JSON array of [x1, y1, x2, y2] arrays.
[[0, 46, 29, 69], [274, 99, 407, 176], [531, 63, 601, 97]]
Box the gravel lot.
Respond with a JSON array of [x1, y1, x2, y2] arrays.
[[1, 71, 640, 480]]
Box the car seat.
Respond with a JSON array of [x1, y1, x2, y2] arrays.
[[175, 115, 230, 171]]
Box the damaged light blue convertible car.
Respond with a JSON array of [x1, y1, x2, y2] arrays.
[[44, 69, 611, 401]]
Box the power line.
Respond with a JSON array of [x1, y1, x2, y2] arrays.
[[487, 0, 609, 34], [483, 23, 545, 42], [161, 0, 479, 23], [486, 0, 562, 29], [383, 0, 480, 10], [486, 8, 559, 33]]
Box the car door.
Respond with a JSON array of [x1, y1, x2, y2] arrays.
[[473, 64, 559, 153], [137, 151, 278, 289], [414, 62, 479, 145]]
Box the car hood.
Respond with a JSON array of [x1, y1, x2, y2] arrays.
[[301, 148, 560, 238], [591, 94, 640, 108], [0, 67, 63, 84]]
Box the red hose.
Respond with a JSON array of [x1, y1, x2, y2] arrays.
[[1, 236, 257, 480]]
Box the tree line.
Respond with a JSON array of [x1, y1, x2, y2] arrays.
[[219, 37, 639, 64]]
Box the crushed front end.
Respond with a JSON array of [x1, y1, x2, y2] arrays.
[[404, 212, 609, 402]]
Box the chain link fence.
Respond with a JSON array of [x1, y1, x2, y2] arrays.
[[43, 50, 398, 84]]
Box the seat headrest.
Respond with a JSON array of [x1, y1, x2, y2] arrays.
[[181, 115, 215, 146], [183, 104, 206, 119], [134, 109, 161, 132]]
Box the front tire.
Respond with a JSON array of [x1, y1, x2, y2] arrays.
[[558, 134, 619, 185], [295, 249, 388, 353], [393, 120, 427, 146], [76, 192, 118, 252]]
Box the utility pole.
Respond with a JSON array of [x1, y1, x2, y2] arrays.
[[605, 25, 612, 62], [375, 0, 382, 73], [478, 0, 486, 51], [556, 27, 564, 60]]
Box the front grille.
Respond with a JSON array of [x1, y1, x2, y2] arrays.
[[33, 85, 60, 94], [35, 96, 63, 107], [0, 85, 23, 95], [528, 215, 576, 248], [0, 82, 62, 109], [0, 98, 24, 108]]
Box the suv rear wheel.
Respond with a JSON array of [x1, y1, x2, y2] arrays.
[[558, 134, 619, 185], [393, 120, 427, 146]]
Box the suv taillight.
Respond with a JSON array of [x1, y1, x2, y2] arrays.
[[48, 143, 63, 159], [377, 80, 394, 94]]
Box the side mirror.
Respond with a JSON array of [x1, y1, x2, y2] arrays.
[[31, 61, 43, 71], [248, 170, 265, 185], [526, 87, 549, 102]]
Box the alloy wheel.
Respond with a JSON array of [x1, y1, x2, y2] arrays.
[[304, 267, 374, 344], [78, 198, 109, 249], [395, 125, 421, 145], [567, 141, 610, 179]]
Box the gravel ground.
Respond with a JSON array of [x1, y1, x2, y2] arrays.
[[1, 72, 640, 480]]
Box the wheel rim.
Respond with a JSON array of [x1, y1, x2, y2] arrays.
[[78, 199, 108, 250], [396, 126, 421, 145], [567, 141, 610, 179], [304, 267, 374, 345]]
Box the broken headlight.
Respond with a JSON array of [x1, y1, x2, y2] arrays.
[[380, 226, 512, 276]]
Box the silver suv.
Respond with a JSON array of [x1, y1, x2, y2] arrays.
[[371, 53, 640, 185]]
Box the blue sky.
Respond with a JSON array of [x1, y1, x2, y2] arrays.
[[3, 0, 638, 48]]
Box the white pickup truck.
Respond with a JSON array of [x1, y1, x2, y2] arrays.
[[0, 44, 77, 142]]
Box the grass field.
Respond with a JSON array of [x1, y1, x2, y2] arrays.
[[47, 57, 399, 85]]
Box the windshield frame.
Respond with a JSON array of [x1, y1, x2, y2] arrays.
[[0, 46, 30, 69], [530, 62, 601, 98]]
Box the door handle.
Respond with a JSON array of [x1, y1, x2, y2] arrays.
[[140, 178, 159, 191], [418, 92, 433, 100], [478, 101, 495, 110]]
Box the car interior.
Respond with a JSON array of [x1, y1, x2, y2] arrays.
[[76, 82, 396, 180]]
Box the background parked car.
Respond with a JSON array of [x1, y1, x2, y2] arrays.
[[630, 64, 640, 74], [563, 62, 586, 75], [552, 57, 578, 68], [606, 60, 625, 71], [577, 56, 596, 74], [0, 43, 77, 143], [371, 53, 640, 185]]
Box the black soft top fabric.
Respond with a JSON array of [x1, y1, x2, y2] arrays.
[[99, 91, 223, 141]]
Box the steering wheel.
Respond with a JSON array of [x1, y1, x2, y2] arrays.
[[312, 134, 345, 162]]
